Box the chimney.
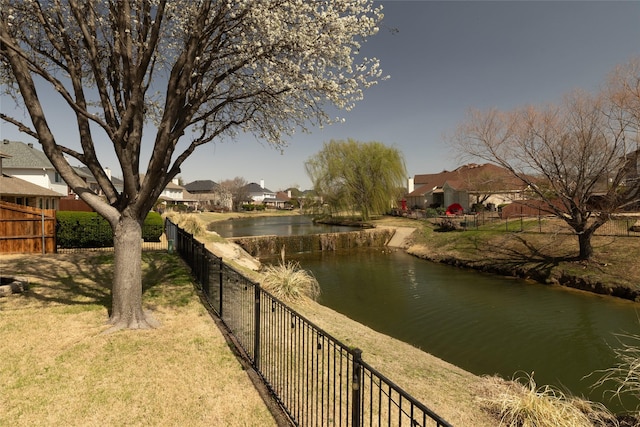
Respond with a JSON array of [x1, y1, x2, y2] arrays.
[[407, 177, 414, 193], [260, 179, 265, 189], [172, 178, 179, 185], [287, 190, 292, 198], [104, 167, 112, 180]]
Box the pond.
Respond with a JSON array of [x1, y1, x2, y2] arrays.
[[208, 215, 357, 237], [213, 215, 640, 412]]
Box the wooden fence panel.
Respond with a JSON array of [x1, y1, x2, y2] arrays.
[[59, 198, 93, 212], [0, 201, 56, 254]]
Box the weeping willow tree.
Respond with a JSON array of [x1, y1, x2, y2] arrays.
[[305, 139, 406, 221]]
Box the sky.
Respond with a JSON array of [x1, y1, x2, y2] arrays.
[[1, 1, 640, 192]]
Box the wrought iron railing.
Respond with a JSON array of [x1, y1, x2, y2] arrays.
[[166, 219, 452, 427]]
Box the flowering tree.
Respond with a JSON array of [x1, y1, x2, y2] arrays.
[[0, 0, 383, 330]]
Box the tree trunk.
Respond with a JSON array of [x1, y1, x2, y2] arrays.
[[577, 231, 594, 260], [108, 214, 156, 331]]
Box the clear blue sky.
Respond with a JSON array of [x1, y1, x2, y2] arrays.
[[2, 1, 639, 192]]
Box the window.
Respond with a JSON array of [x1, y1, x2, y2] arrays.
[[54, 172, 62, 183]]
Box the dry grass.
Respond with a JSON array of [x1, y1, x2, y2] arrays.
[[0, 252, 276, 427], [165, 211, 207, 235], [591, 331, 640, 419], [261, 261, 320, 303], [478, 373, 618, 427]]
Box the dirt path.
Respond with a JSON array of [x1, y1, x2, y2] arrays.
[[376, 226, 416, 248]]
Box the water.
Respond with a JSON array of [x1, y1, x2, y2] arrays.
[[208, 215, 356, 237], [267, 247, 640, 412], [214, 216, 640, 411]]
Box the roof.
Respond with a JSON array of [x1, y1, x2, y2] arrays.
[[0, 174, 63, 197], [413, 163, 525, 193], [406, 184, 434, 197], [184, 180, 219, 193], [74, 166, 124, 187], [243, 182, 273, 193], [139, 174, 183, 190], [0, 140, 54, 169], [275, 191, 291, 201]]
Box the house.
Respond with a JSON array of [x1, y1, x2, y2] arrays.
[[71, 166, 124, 198], [0, 140, 68, 196], [0, 151, 62, 209], [0, 140, 125, 203], [159, 179, 185, 203], [262, 191, 293, 210], [183, 179, 232, 211], [406, 163, 527, 212], [243, 180, 276, 204]]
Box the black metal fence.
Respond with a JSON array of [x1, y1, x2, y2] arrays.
[[166, 219, 452, 427], [436, 213, 640, 237]]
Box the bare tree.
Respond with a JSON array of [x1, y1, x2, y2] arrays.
[[453, 83, 640, 260], [218, 176, 249, 211], [0, 0, 383, 330]]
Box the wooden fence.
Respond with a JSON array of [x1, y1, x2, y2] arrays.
[[0, 201, 56, 254]]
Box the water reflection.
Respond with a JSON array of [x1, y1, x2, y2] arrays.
[[208, 215, 356, 238]]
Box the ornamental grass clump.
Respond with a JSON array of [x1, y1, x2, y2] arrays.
[[261, 249, 320, 303], [480, 373, 617, 427], [165, 212, 204, 236], [591, 331, 640, 420]]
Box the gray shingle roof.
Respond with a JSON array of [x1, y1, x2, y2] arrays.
[[184, 180, 219, 193], [0, 140, 54, 169], [243, 182, 273, 193], [74, 166, 124, 187]]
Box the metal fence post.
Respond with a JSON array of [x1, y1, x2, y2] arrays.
[[351, 348, 363, 427], [254, 285, 261, 370], [219, 257, 224, 317]]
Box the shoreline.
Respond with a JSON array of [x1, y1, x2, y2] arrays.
[[367, 216, 640, 304], [404, 241, 640, 303]]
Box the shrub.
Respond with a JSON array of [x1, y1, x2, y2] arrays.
[[142, 212, 164, 242], [56, 211, 113, 248], [56, 211, 164, 248], [436, 218, 462, 232], [425, 208, 440, 218]]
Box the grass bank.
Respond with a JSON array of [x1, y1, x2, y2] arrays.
[[0, 252, 276, 427], [372, 216, 640, 301]]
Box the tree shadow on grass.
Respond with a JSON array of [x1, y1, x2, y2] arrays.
[[0, 251, 185, 314], [0, 252, 113, 310], [472, 233, 583, 279]]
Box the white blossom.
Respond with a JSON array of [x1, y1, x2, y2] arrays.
[[1, 0, 384, 190]]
